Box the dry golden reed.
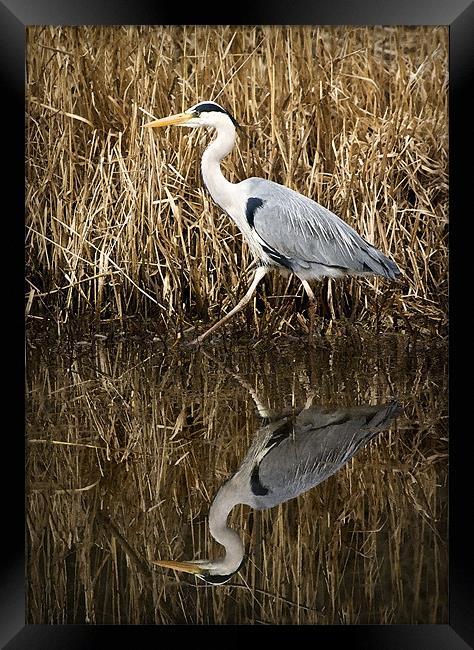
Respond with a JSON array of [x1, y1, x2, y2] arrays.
[[26, 26, 448, 339]]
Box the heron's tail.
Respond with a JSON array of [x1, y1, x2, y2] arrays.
[[364, 400, 402, 430], [362, 245, 402, 281]]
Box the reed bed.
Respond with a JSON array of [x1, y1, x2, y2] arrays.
[[26, 337, 447, 624], [26, 26, 448, 340]]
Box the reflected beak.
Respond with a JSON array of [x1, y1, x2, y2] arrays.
[[143, 112, 193, 129], [153, 559, 205, 576]]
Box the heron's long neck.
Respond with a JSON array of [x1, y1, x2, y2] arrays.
[[208, 483, 244, 574], [201, 125, 236, 211]]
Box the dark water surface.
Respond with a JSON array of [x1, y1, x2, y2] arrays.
[[26, 331, 447, 625]]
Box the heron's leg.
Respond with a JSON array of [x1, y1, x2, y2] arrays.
[[189, 266, 268, 345], [301, 279, 316, 337]]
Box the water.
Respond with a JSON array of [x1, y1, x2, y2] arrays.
[[26, 331, 447, 624]]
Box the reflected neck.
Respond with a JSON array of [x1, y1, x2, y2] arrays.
[[208, 482, 244, 575]]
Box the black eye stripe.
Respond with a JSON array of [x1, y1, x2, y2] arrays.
[[192, 103, 239, 128], [193, 102, 227, 114], [202, 573, 233, 584]]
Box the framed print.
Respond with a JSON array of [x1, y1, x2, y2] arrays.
[[4, 0, 472, 647]]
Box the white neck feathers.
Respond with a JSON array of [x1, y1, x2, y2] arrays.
[[201, 124, 236, 212]]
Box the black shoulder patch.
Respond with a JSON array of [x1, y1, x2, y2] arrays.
[[245, 197, 265, 228], [249, 422, 292, 498], [250, 464, 268, 496]]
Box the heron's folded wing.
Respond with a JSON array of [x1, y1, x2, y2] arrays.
[[247, 178, 389, 273]]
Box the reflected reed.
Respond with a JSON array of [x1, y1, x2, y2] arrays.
[[26, 335, 447, 624]]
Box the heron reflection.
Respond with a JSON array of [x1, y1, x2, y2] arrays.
[[155, 400, 400, 584]]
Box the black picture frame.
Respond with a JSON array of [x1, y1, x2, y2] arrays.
[[6, 0, 472, 647]]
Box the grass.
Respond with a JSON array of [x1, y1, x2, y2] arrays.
[[26, 26, 448, 340], [26, 337, 447, 624]]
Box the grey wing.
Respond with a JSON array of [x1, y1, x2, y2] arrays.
[[251, 401, 400, 508], [255, 419, 369, 502], [244, 178, 400, 279]]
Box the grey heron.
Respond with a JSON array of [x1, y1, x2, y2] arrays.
[[154, 399, 400, 584], [145, 101, 401, 344]]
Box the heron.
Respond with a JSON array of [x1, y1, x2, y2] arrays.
[[145, 101, 401, 344], [154, 399, 400, 584]]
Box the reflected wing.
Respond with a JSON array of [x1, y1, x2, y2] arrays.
[[251, 401, 400, 508]]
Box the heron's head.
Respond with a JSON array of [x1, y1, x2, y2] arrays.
[[153, 557, 240, 585], [144, 101, 239, 131]]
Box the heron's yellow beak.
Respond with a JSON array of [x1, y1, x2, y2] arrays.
[[153, 559, 205, 575], [144, 112, 193, 128]]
